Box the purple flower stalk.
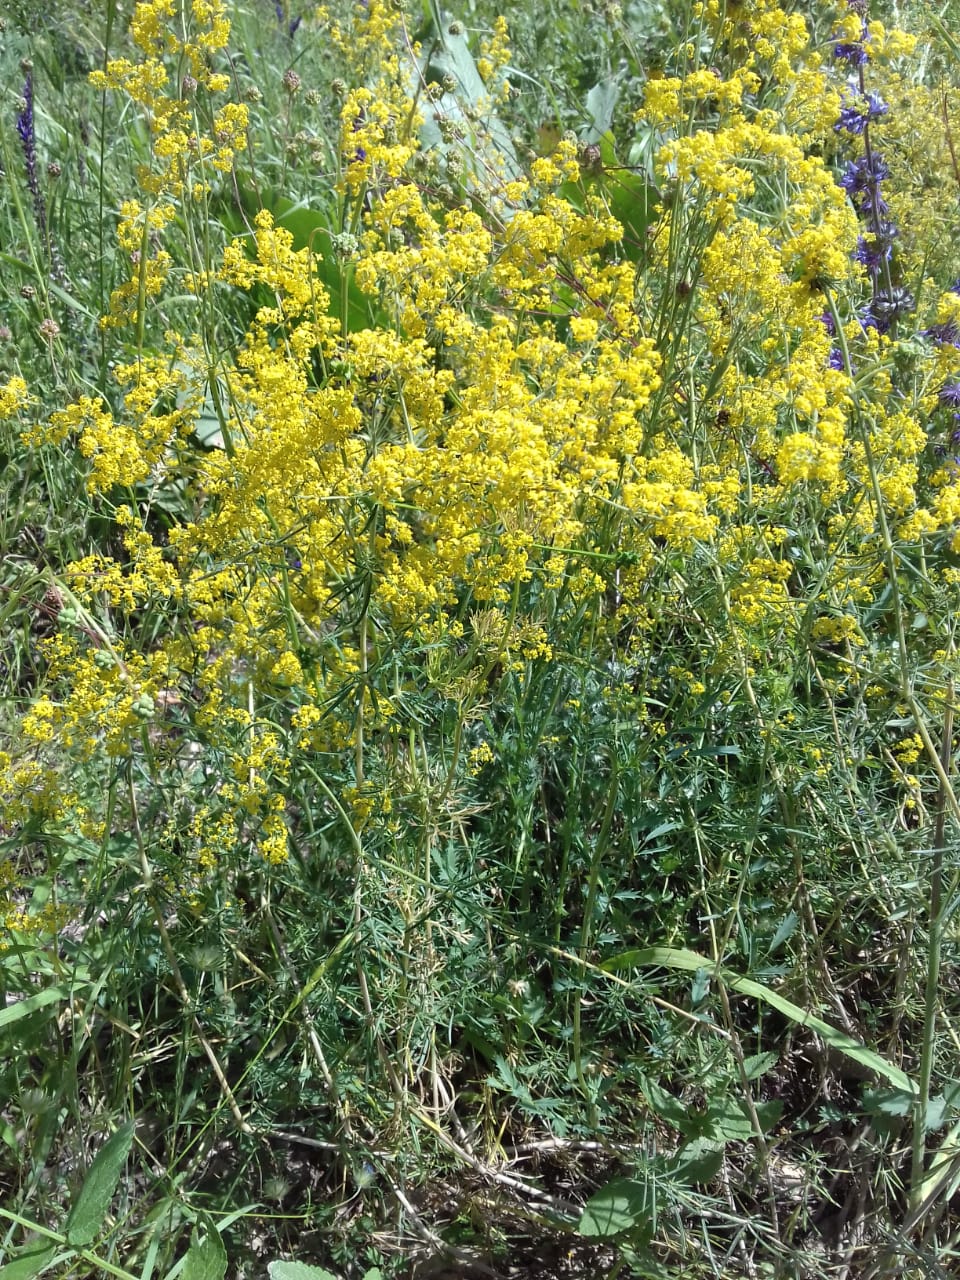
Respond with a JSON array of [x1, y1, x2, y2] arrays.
[[853, 225, 896, 274], [273, 1, 301, 36], [833, 36, 870, 66], [923, 320, 960, 347], [831, 18, 914, 340], [16, 74, 47, 242], [835, 91, 889, 134], [839, 152, 890, 197], [862, 287, 914, 334]]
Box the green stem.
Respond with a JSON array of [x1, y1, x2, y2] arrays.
[[0, 1207, 140, 1280], [574, 746, 619, 1129], [911, 679, 954, 1209]]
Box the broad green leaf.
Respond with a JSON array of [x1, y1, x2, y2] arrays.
[[768, 911, 799, 955], [919, 1117, 960, 1207], [417, 27, 521, 187], [705, 1098, 754, 1141], [602, 947, 916, 1095], [270, 201, 372, 334], [924, 1082, 960, 1131], [582, 79, 620, 142], [579, 129, 659, 259], [641, 1079, 698, 1135], [579, 1177, 652, 1238], [179, 1230, 227, 1280], [669, 1139, 725, 1185], [267, 1264, 340, 1280], [753, 1099, 783, 1133], [0, 1245, 56, 1280], [690, 968, 710, 1007], [0, 1118, 18, 1153], [428, 30, 486, 104], [704, 1097, 781, 1142], [64, 1121, 135, 1247], [863, 1087, 913, 1120], [743, 1051, 779, 1081]]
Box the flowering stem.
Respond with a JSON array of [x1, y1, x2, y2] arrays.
[[97, 0, 120, 389]]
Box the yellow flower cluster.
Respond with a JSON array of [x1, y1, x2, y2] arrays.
[[0, 375, 31, 419], [89, 0, 239, 329], [6, 0, 958, 888]]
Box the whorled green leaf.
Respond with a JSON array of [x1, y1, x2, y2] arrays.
[[64, 1121, 135, 1248]]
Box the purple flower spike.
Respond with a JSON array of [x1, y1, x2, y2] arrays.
[[835, 91, 889, 134], [939, 381, 960, 410], [836, 104, 869, 135], [923, 321, 960, 347], [840, 153, 890, 195], [862, 286, 914, 334], [858, 188, 890, 219], [273, 1, 302, 36], [834, 41, 869, 66], [853, 229, 896, 273], [16, 74, 47, 241]]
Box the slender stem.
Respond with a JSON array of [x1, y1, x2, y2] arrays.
[[0, 1207, 141, 1280], [911, 677, 955, 1208], [574, 746, 619, 1129]]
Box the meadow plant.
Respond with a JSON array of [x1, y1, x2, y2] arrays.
[[2, 0, 960, 1274]]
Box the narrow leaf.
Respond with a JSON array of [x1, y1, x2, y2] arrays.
[[768, 911, 798, 954], [602, 948, 916, 1094], [0, 987, 70, 1032], [0, 1244, 57, 1280]]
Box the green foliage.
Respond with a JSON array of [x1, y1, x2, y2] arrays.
[[268, 1263, 341, 1280]]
